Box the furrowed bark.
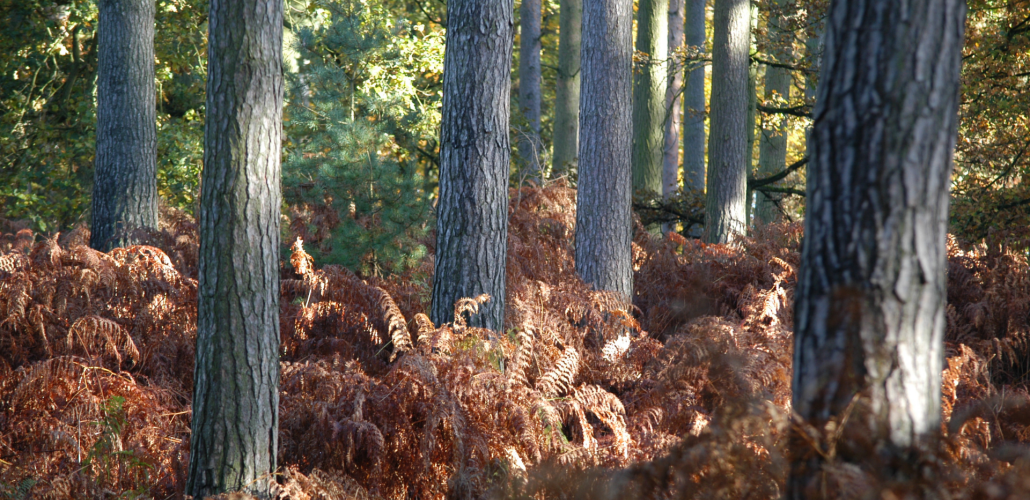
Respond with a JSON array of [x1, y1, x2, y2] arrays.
[[632, 0, 670, 197], [518, 0, 543, 179], [575, 0, 633, 300], [552, 0, 582, 176], [789, 0, 966, 496], [430, 0, 513, 331], [663, 0, 685, 218], [187, 0, 284, 497], [703, 0, 750, 244], [91, 0, 158, 251]]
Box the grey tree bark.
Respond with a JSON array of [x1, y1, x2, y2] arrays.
[[631, 0, 669, 197], [575, 0, 633, 300], [662, 0, 685, 211], [518, 0, 543, 179], [682, 0, 706, 193], [755, 0, 792, 225], [186, 0, 283, 497], [90, 0, 158, 252], [552, 0, 582, 176], [703, 0, 750, 244], [789, 0, 966, 497], [431, 0, 513, 331]]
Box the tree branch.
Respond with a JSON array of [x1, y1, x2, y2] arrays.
[[747, 157, 808, 189], [756, 103, 812, 118]]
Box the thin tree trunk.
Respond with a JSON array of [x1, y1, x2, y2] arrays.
[[518, 0, 543, 179], [632, 0, 669, 197], [575, 0, 633, 300], [682, 0, 706, 194], [755, 0, 792, 225], [744, 6, 758, 230], [552, 0, 582, 176], [703, 0, 750, 244], [187, 1, 283, 498], [91, 0, 157, 251], [431, 0, 513, 331], [662, 0, 685, 229], [789, 1, 966, 497]]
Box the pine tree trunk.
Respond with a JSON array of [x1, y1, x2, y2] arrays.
[[575, 0, 633, 300], [755, 0, 792, 226], [682, 0, 706, 194], [91, 0, 157, 251], [744, 10, 758, 230], [431, 0, 513, 331], [552, 0, 582, 176], [518, 0, 543, 179], [187, 0, 283, 497], [789, 1, 966, 497], [662, 0, 685, 211], [703, 0, 750, 244], [632, 0, 669, 197]]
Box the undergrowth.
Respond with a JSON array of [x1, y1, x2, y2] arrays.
[[2, 184, 1030, 499]]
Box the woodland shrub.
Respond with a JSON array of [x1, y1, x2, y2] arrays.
[[2, 185, 1030, 499]]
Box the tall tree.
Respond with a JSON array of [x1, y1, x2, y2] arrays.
[[632, 0, 669, 196], [755, 0, 792, 225], [704, 0, 750, 243], [789, 0, 966, 496], [90, 0, 158, 251], [663, 0, 685, 216], [575, 0, 633, 300], [518, 0, 543, 179], [187, 0, 283, 497], [552, 0, 582, 176], [430, 0, 513, 330], [682, 0, 706, 193]]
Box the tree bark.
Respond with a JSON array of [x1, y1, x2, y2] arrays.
[[187, 0, 283, 497], [703, 0, 750, 244], [552, 0, 582, 177], [632, 0, 669, 197], [663, 0, 685, 211], [518, 0, 543, 179], [756, 0, 791, 225], [789, 0, 966, 497], [431, 0, 513, 331], [744, 5, 758, 229], [682, 0, 706, 194], [90, 0, 158, 251], [575, 0, 633, 300]]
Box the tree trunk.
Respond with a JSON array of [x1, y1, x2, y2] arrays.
[[755, 0, 792, 225], [662, 0, 685, 216], [91, 0, 157, 251], [789, 0, 966, 497], [744, 6, 758, 230], [431, 0, 513, 331], [553, 0, 582, 177], [682, 0, 706, 194], [518, 0, 543, 180], [187, 0, 283, 497], [703, 0, 750, 244], [632, 0, 669, 197], [575, 0, 633, 300]]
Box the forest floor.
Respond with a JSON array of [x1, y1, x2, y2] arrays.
[[3, 184, 1030, 499]]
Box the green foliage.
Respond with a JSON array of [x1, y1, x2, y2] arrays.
[[83, 395, 153, 499], [282, 0, 444, 275]]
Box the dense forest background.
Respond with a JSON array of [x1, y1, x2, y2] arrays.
[[3, 0, 1030, 498]]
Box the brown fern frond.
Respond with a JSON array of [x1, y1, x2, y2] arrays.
[[64, 315, 140, 368], [412, 313, 436, 348], [453, 293, 491, 328], [507, 328, 535, 387], [536, 347, 579, 398]]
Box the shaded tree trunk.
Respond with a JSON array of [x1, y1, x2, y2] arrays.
[[744, 5, 758, 229], [703, 0, 750, 243], [552, 0, 582, 176], [663, 0, 685, 217], [789, 0, 966, 497], [682, 0, 706, 194], [575, 0, 633, 300], [632, 0, 669, 197], [518, 0, 543, 179], [187, 1, 283, 498], [91, 0, 157, 251], [431, 0, 513, 330], [755, 0, 792, 225]]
